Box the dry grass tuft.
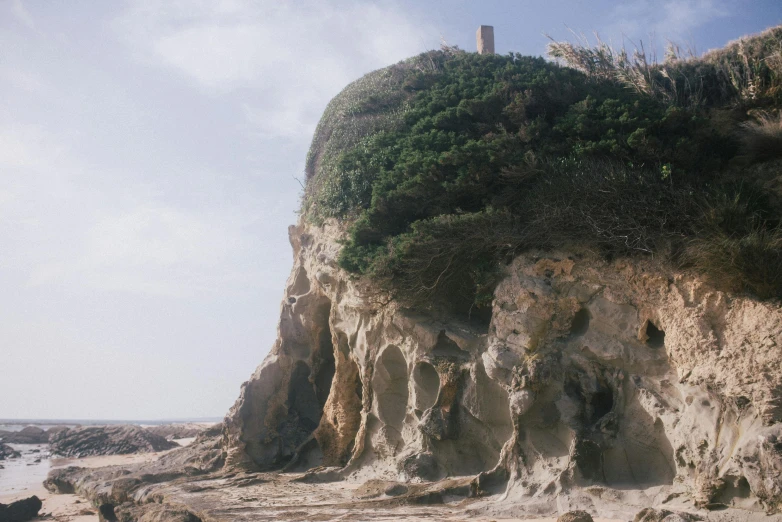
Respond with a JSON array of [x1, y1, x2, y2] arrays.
[[547, 25, 782, 108], [686, 225, 782, 300], [741, 111, 782, 162]]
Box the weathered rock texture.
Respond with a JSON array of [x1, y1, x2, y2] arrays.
[[223, 220, 782, 516], [49, 425, 179, 457], [46, 220, 782, 521], [558, 510, 594, 522]]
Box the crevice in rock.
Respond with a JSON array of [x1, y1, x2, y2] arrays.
[[337, 332, 350, 358], [355, 368, 364, 404], [273, 301, 336, 469], [571, 308, 591, 336], [432, 331, 470, 359], [313, 308, 336, 409], [468, 305, 493, 331], [313, 356, 363, 467], [420, 363, 463, 443], [644, 320, 665, 349], [564, 367, 616, 426], [591, 387, 614, 423], [277, 361, 322, 467], [99, 503, 117, 522]]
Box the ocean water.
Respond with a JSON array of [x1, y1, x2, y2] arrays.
[[0, 443, 51, 499], [0, 417, 221, 432], [0, 419, 217, 499], [0, 424, 77, 433]]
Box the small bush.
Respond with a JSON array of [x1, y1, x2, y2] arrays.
[[346, 210, 525, 314]]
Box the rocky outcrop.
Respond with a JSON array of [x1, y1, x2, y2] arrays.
[[0, 442, 20, 460], [0, 426, 70, 444], [49, 425, 179, 457], [145, 424, 212, 441], [43, 430, 223, 520], [0, 427, 48, 444], [44, 220, 782, 521], [0, 496, 42, 522]]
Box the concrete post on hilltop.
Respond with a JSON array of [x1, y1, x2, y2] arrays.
[[477, 25, 495, 55]]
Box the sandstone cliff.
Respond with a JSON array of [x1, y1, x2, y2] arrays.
[[218, 218, 782, 518]]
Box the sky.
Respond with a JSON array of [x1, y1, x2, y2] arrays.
[[1, 0, 780, 421]]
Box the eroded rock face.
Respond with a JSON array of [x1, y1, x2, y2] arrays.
[[222, 220, 782, 515], [222, 221, 513, 480]]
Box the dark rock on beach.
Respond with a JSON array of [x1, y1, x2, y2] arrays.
[[0, 495, 42, 522], [0, 427, 47, 444], [0, 443, 20, 460], [49, 425, 179, 457]]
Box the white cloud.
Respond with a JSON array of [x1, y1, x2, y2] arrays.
[[1, 68, 47, 94], [0, 122, 263, 298], [11, 0, 35, 30], [32, 205, 254, 296], [610, 0, 730, 45], [242, 102, 317, 140], [114, 0, 436, 139], [0, 124, 66, 170]]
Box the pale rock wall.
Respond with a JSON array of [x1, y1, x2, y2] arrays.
[[223, 219, 782, 515]]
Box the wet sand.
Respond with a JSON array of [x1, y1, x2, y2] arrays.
[[0, 441, 187, 521]]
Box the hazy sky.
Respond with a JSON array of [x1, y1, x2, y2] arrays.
[[2, 1, 780, 420]]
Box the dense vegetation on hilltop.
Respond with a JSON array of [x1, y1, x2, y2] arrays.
[[304, 27, 782, 316]]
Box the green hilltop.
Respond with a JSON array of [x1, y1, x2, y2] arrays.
[[303, 26, 782, 316]]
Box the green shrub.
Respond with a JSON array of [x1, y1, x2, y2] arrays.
[[302, 28, 782, 312], [344, 210, 524, 313]]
